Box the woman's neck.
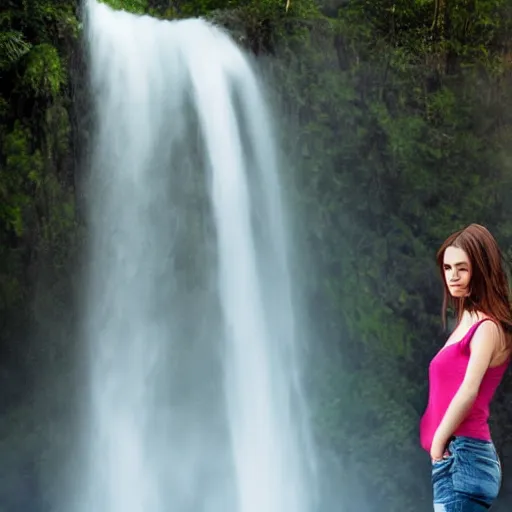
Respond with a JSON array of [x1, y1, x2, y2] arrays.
[[460, 309, 486, 324]]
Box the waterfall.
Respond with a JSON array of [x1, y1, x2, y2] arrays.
[[78, 1, 317, 511]]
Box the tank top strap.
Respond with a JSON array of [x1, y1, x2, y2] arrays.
[[459, 318, 495, 355]]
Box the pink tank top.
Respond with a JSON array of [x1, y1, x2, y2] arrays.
[[420, 319, 509, 452]]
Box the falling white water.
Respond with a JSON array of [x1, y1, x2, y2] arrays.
[[79, 1, 317, 511]]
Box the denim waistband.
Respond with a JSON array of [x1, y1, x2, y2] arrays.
[[449, 435, 495, 452]]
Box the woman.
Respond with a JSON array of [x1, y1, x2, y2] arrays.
[[420, 223, 512, 511]]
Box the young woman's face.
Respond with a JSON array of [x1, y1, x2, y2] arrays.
[[443, 246, 472, 297]]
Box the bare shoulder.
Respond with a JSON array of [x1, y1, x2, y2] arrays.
[[476, 319, 502, 338], [464, 319, 505, 387], [471, 319, 506, 360], [473, 318, 504, 343]]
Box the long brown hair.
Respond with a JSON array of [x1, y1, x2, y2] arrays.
[[436, 224, 512, 348]]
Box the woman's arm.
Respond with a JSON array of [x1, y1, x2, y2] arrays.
[[430, 321, 501, 460]]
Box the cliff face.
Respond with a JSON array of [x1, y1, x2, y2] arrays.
[[1, 1, 512, 511]]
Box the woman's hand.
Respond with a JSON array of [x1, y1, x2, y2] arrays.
[[430, 438, 449, 462]]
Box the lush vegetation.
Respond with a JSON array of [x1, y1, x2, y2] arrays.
[[1, 0, 511, 511]]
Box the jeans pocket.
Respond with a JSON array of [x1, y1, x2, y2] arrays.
[[432, 455, 455, 503], [452, 447, 501, 505], [432, 453, 454, 468]]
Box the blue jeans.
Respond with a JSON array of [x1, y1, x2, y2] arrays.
[[432, 436, 502, 511]]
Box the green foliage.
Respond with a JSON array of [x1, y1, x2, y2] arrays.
[[100, 0, 148, 14], [1, 122, 41, 236], [22, 43, 65, 96], [0, 31, 32, 69], [0, 3, 80, 502]]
